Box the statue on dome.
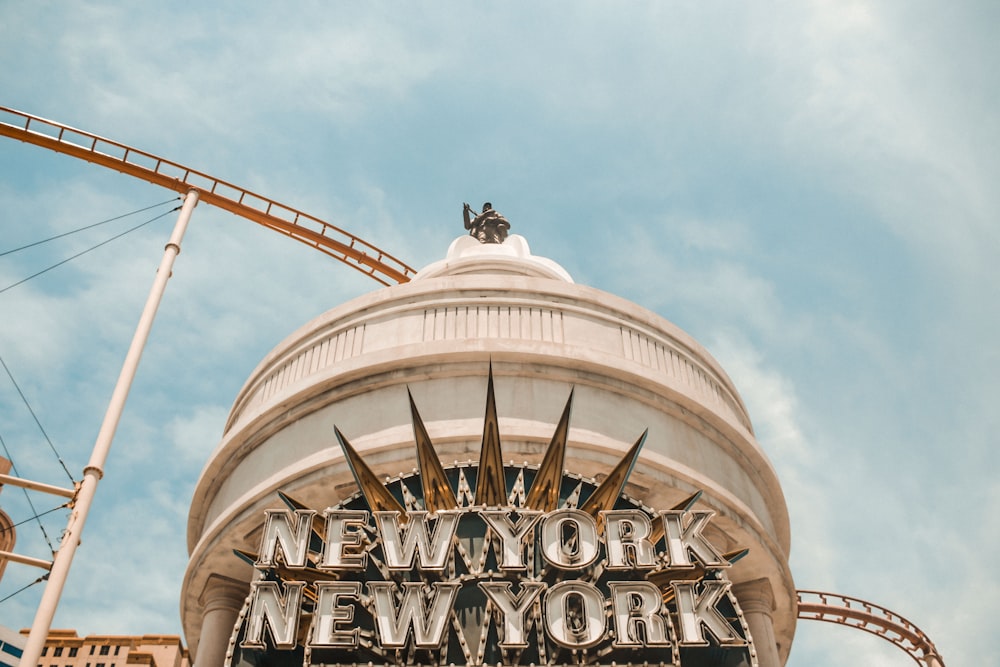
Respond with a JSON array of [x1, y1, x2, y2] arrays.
[[463, 202, 510, 244]]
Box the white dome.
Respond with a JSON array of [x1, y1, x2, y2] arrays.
[[414, 234, 574, 282]]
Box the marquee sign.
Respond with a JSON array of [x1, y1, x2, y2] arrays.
[[226, 371, 757, 667]]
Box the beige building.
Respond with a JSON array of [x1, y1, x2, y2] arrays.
[[0, 626, 25, 667], [29, 630, 188, 667], [182, 233, 794, 666], [0, 457, 16, 583]]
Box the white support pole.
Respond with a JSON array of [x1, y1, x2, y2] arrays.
[[0, 550, 52, 571], [19, 190, 199, 666], [0, 473, 75, 499]]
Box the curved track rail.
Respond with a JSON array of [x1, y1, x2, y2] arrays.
[[797, 590, 945, 666], [0, 106, 414, 286]]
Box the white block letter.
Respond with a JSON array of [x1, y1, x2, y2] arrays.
[[257, 509, 315, 569]]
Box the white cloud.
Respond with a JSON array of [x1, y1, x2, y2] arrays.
[[705, 331, 840, 590], [43, 4, 445, 145], [675, 217, 755, 255], [606, 220, 817, 350], [168, 405, 229, 465], [776, 1, 1000, 290]]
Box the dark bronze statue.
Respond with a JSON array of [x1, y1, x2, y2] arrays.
[[463, 202, 510, 244]]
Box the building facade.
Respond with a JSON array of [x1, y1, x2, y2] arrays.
[[182, 233, 795, 666], [27, 629, 188, 667], [0, 626, 24, 667]]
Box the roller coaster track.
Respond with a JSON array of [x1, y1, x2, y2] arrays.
[[797, 590, 945, 666], [0, 106, 415, 286]]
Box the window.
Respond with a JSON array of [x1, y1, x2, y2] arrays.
[[99, 647, 109, 656], [89, 646, 95, 655], [114, 646, 120, 656], [1, 640, 24, 659], [69, 648, 78, 657], [54, 648, 63, 657], [41, 647, 47, 656]]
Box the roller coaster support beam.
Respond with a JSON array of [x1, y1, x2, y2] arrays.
[[19, 190, 200, 667]]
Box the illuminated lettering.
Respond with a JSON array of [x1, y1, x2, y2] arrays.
[[240, 497, 749, 660], [481, 509, 542, 570], [545, 581, 606, 648], [661, 510, 729, 568], [310, 582, 362, 647], [242, 581, 305, 649], [479, 581, 545, 648], [673, 581, 747, 646], [374, 510, 460, 570], [256, 509, 314, 569], [320, 509, 368, 569], [603, 510, 657, 569], [369, 581, 461, 648], [540, 508, 599, 569], [609, 581, 672, 647]]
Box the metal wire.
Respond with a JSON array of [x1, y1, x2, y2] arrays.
[[0, 205, 179, 295], [0, 354, 74, 483], [0, 573, 49, 605], [0, 431, 57, 553], [0, 502, 71, 535], [0, 197, 180, 257]]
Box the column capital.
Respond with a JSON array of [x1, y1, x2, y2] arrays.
[[732, 577, 776, 616], [199, 573, 250, 614]]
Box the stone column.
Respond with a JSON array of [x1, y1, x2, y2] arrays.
[[733, 577, 781, 667], [194, 575, 249, 667]]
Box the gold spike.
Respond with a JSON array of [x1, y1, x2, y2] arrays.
[[579, 429, 647, 521], [334, 426, 405, 515], [648, 489, 704, 545], [648, 548, 749, 603], [234, 548, 259, 566], [475, 364, 506, 506], [647, 564, 704, 591], [671, 489, 703, 512], [277, 490, 326, 538], [408, 389, 459, 512], [524, 389, 573, 511], [724, 547, 750, 564], [234, 549, 340, 588]]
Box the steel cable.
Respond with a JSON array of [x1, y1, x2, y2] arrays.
[[0, 197, 180, 258], [0, 205, 180, 295]]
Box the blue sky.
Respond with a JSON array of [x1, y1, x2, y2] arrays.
[[0, 2, 997, 665]]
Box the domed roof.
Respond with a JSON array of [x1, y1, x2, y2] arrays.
[[414, 234, 574, 282]]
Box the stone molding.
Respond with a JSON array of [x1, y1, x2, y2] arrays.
[[422, 305, 565, 344], [733, 577, 778, 615], [223, 278, 752, 437], [198, 573, 250, 614]]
